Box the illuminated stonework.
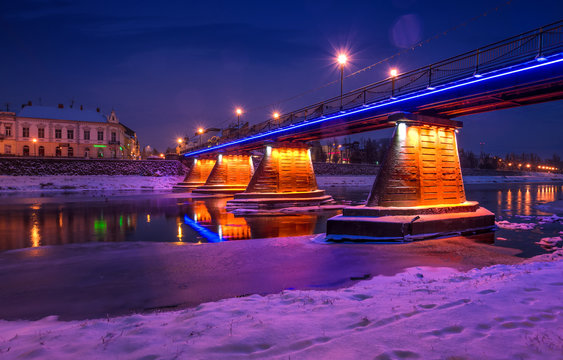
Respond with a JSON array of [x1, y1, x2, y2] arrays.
[[192, 153, 254, 194], [327, 114, 495, 242], [227, 143, 333, 209], [174, 157, 216, 189], [368, 124, 466, 207]]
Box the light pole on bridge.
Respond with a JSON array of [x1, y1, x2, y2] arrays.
[[337, 53, 348, 110], [235, 108, 243, 137]]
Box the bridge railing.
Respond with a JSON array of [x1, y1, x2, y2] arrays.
[[186, 21, 562, 154]]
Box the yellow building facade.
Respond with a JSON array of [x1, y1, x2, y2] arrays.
[[0, 105, 140, 159]]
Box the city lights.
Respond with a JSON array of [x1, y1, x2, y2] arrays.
[[390, 68, 398, 77], [337, 53, 348, 65]]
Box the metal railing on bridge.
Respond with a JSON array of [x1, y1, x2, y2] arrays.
[[185, 20, 563, 154]]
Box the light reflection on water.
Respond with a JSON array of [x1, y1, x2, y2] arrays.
[[0, 182, 561, 256]]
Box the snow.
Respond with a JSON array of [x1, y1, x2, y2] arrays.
[[495, 220, 537, 230], [316, 173, 563, 187], [0, 175, 185, 192], [1, 251, 562, 359]]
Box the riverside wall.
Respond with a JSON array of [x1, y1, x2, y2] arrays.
[[0, 158, 186, 176]]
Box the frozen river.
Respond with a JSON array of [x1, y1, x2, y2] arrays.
[[0, 182, 562, 257]]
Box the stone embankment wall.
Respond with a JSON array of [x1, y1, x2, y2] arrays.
[[0, 158, 186, 176]]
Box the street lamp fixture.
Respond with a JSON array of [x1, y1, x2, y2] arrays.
[[337, 53, 348, 110], [390, 68, 398, 98], [32, 138, 37, 156], [235, 108, 243, 138], [177, 138, 183, 144], [197, 127, 204, 146]]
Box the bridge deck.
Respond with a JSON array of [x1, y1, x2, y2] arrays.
[[184, 21, 563, 157]]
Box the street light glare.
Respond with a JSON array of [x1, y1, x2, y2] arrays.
[[198, 128, 204, 134], [236, 108, 243, 115], [337, 53, 348, 65], [177, 138, 183, 144], [32, 138, 37, 143], [273, 112, 280, 119], [390, 68, 398, 77]]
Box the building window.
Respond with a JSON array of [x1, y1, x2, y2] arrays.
[[111, 132, 117, 142], [23, 145, 30, 156], [68, 147, 74, 157], [4, 145, 11, 154], [38, 146, 45, 157], [56, 147, 62, 157], [67, 130, 74, 140], [55, 129, 62, 139], [97, 131, 104, 141], [5, 126, 11, 137], [22, 127, 29, 138], [38, 128, 45, 138], [84, 130, 90, 140], [85, 147, 90, 158]]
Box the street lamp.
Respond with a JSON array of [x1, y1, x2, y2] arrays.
[[198, 127, 204, 146], [177, 138, 183, 144], [32, 138, 37, 156], [390, 68, 398, 98], [337, 53, 348, 110], [235, 108, 243, 138]]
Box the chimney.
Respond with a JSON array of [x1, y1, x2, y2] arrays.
[[58, 104, 64, 109], [27, 101, 32, 106], [96, 107, 100, 113]]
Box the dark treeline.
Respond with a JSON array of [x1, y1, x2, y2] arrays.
[[309, 137, 561, 172]]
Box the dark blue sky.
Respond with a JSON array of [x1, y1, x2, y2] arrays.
[[1, 0, 562, 157]]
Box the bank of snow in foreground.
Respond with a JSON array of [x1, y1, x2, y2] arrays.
[[1, 251, 562, 359]]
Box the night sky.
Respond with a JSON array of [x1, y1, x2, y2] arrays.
[[1, 0, 562, 157]]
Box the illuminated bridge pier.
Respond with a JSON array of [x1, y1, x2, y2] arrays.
[[227, 143, 333, 209], [326, 113, 495, 242], [174, 156, 216, 190], [192, 153, 254, 195]]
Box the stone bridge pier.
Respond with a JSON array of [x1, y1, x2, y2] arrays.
[[174, 156, 216, 190], [227, 142, 333, 209], [191, 153, 254, 194], [326, 113, 495, 241]]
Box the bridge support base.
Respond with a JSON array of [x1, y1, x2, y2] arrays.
[[326, 116, 495, 242], [227, 143, 333, 209], [192, 153, 254, 195], [174, 157, 216, 190]]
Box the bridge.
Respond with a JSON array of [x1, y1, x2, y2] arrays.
[[176, 21, 563, 242]]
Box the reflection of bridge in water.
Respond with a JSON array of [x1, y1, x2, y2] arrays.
[[180, 198, 334, 242], [177, 22, 563, 241]]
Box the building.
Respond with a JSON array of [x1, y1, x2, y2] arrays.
[[0, 104, 139, 159]]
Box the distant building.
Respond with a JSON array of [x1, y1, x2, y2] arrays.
[[0, 104, 140, 159]]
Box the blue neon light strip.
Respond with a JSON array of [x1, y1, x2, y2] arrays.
[[183, 214, 223, 243], [185, 54, 563, 157]]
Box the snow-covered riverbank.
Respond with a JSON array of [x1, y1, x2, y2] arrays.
[[0, 175, 185, 192], [317, 173, 563, 187], [0, 173, 561, 193], [0, 250, 561, 359]]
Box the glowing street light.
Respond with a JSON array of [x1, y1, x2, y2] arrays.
[[235, 108, 243, 136], [390, 68, 399, 98], [177, 138, 183, 144], [197, 127, 204, 146], [272, 111, 280, 127], [32, 138, 37, 156], [337, 53, 348, 110]]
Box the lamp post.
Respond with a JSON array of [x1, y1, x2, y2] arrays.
[[198, 127, 204, 147], [337, 53, 348, 110], [272, 112, 280, 127], [235, 108, 243, 138], [390, 68, 398, 98], [32, 138, 37, 156]]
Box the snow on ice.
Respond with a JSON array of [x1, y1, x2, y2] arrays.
[[0, 251, 562, 359]]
